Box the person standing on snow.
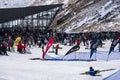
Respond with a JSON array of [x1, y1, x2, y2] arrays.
[[76, 38, 81, 45], [2, 41, 9, 56], [0, 43, 3, 55], [55, 44, 59, 55], [117, 36, 120, 52]]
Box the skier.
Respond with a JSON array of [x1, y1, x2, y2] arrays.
[[88, 67, 97, 76], [80, 67, 115, 76], [90, 39, 97, 58], [80, 67, 98, 76]]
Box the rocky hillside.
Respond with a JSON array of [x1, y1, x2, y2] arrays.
[[31, 0, 120, 33], [0, 0, 120, 33]]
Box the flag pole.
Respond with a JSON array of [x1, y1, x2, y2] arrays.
[[107, 54, 109, 61], [95, 52, 96, 60]]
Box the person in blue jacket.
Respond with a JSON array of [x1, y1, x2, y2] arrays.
[[88, 67, 96, 76]]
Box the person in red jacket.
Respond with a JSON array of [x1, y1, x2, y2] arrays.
[[17, 41, 23, 53], [76, 39, 81, 45]]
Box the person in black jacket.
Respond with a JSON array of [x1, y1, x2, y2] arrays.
[[2, 41, 9, 56]]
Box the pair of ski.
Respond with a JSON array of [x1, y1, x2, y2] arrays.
[[80, 68, 115, 76]]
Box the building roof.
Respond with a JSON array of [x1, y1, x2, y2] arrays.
[[0, 4, 63, 23]]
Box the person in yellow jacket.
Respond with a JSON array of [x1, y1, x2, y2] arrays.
[[13, 36, 21, 47]]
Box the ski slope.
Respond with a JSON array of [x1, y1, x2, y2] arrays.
[[103, 70, 120, 80], [0, 40, 120, 80]]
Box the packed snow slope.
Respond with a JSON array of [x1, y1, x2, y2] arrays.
[[0, 0, 120, 32], [0, 40, 120, 80]]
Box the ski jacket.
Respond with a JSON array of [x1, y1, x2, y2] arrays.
[[17, 43, 23, 49]]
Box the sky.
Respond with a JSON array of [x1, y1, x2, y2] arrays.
[[0, 0, 33, 8], [0, 40, 120, 80]]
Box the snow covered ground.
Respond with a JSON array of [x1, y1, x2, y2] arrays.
[[0, 40, 120, 80]]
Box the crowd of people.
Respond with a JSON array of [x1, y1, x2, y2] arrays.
[[0, 27, 120, 56]]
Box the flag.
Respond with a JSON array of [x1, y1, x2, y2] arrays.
[[65, 44, 80, 56], [42, 38, 54, 59], [108, 39, 119, 55], [13, 37, 21, 47]]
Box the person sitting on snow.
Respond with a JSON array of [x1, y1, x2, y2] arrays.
[[82, 67, 98, 76], [88, 67, 96, 76]]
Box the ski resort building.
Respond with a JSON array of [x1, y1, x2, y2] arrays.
[[0, 4, 62, 34]]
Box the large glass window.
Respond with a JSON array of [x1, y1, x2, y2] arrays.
[[0, 5, 61, 34]]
